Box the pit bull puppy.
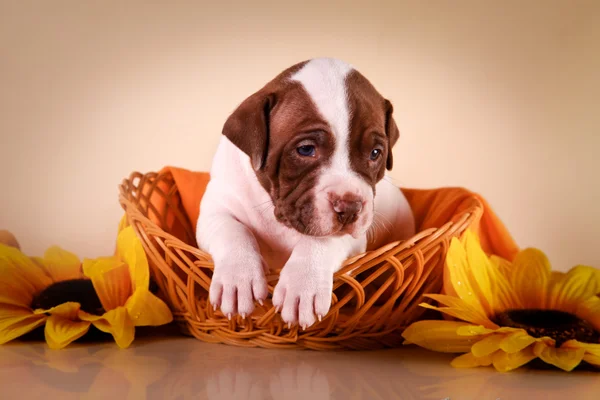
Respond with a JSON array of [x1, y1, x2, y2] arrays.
[[197, 58, 415, 329]]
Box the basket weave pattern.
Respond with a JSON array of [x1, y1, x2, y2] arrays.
[[119, 171, 481, 350]]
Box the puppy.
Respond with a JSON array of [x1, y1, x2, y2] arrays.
[[197, 58, 415, 329]]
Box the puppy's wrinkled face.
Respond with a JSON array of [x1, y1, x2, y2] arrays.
[[223, 58, 400, 237]]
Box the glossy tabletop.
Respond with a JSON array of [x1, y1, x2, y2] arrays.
[[0, 331, 597, 400]]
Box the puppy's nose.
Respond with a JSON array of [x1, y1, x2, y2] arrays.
[[333, 199, 363, 225]]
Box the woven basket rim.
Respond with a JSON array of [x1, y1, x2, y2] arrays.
[[118, 169, 483, 350], [118, 169, 483, 264]]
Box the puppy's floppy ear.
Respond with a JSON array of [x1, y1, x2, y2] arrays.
[[384, 99, 400, 171], [222, 91, 277, 170]]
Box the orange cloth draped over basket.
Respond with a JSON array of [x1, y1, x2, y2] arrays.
[[155, 166, 519, 261]]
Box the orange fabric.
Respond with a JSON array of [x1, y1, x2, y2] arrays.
[[158, 166, 519, 260], [403, 188, 519, 260], [169, 166, 211, 222]]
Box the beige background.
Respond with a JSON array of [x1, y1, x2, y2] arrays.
[[1, 1, 598, 271]]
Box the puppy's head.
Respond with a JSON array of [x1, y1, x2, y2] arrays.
[[223, 58, 400, 238]]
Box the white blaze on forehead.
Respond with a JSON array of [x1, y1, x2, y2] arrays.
[[290, 58, 354, 175], [290, 58, 374, 236]]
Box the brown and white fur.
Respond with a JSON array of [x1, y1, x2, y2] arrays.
[[197, 58, 415, 329]]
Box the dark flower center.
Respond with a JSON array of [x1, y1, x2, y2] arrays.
[[493, 309, 600, 347], [30, 279, 105, 315]]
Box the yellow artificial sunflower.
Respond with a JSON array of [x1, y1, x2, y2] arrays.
[[0, 226, 172, 349], [0, 239, 89, 347], [402, 230, 600, 372], [77, 226, 173, 348]]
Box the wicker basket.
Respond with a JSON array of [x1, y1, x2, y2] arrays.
[[118, 170, 482, 350]]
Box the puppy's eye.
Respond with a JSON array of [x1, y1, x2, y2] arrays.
[[297, 145, 316, 157], [370, 149, 382, 161]]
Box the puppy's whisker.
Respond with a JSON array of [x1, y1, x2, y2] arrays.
[[366, 219, 380, 241], [371, 214, 392, 237], [375, 218, 392, 234], [375, 221, 392, 237], [366, 226, 374, 243], [252, 199, 274, 210], [261, 205, 274, 215], [258, 204, 275, 218], [374, 211, 394, 232]]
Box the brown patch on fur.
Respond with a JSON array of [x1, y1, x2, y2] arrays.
[[345, 70, 400, 190], [222, 61, 308, 170]]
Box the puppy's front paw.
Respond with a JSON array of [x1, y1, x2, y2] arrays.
[[272, 264, 333, 329], [210, 256, 268, 318]]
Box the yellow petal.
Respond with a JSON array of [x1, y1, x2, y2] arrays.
[[0, 286, 30, 308], [34, 301, 82, 319], [451, 352, 494, 368], [444, 237, 488, 316], [34, 302, 89, 349], [490, 254, 512, 273], [83, 257, 132, 311], [0, 244, 53, 306], [420, 303, 497, 329], [562, 340, 600, 367], [549, 266, 600, 313], [125, 289, 173, 327], [471, 334, 506, 357], [45, 313, 90, 350], [499, 330, 538, 353], [574, 296, 600, 332], [493, 271, 522, 312], [425, 294, 495, 327], [463, 231, 496, 314], [0, 304, 47, 344], [425, 293, 469, 309], [562, 340, 600, 357], [488, 254, 523, 310], [455, 325, 520, 339], [402, 320, 483, 353], [492, 347, 537, 372], [42, 246, 82, 282], [546, 271, 566, 310], [30, 256, 46, 268], [583, 353, 600, 366], [116, 226, 149, 292], [81, 307, 135, 349], [533, 341, 586, 372], [456, 325, 495, 336], [511, 248, 552, 309], [117, 214, 129, 233]]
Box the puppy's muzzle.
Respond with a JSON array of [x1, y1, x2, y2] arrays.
[[331, 195, 363, 225]]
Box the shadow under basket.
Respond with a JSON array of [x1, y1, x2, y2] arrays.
[[119, 170, 482, 350]]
